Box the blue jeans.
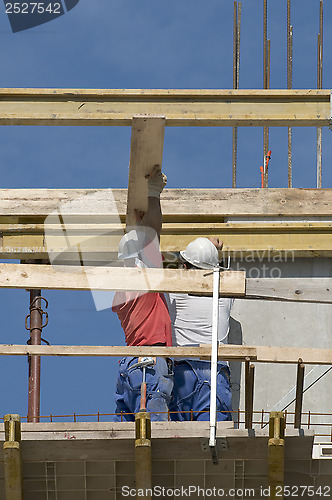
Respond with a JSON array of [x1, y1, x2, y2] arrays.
[[170, 359, 232, 421], [112, 357, 173, 422]]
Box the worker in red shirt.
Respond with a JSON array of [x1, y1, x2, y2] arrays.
[[112, 167, 173, 421]]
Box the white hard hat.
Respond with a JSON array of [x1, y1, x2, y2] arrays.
[[118, 228, 161, 268], [118, 229, 147, 260], [180, 237, 219, 270]]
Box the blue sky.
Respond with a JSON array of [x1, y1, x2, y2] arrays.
[[0, 0, 331, 421]]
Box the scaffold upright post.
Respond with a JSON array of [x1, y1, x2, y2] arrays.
[[3, 414, 23, 500], [268, 411, 285, 499], [27, 289, 43, 422], [209, 266, 220, 464]]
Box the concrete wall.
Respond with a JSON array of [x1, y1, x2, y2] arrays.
[[228, 258, 332, 439]]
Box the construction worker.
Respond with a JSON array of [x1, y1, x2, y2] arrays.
[[166, 237, 234, 421], [112, 167, 173, 422]]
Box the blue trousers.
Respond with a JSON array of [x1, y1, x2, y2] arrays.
[[169, 359, 232, 421], [112, 357, 173, 422]]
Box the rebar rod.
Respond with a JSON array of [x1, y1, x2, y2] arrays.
[[287, 0, 293, 188], [317, 1, 323, 189], [263, 0, 269, 188], [232, 2, 241, 189]]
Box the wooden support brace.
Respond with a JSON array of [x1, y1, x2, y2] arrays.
[[3, 414, 23, 500], [0, 263, 245, 296], [294, 359, 305, 429], [0, 88, 330, 127], [1, 188, 332, 218], [126, 116, 165, 228], [268, 411, 285, 499], [1, 262, 332, 303], [245, 359, 255, 429], [1, 344, 332, 365]]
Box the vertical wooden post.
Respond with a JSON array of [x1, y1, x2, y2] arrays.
[[126, 116, 165, 229]]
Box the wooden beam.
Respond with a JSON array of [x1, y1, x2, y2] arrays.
[[3, 226, 332, 260], [0, 89, 329, 126], [0, 188, 331, 218], [1, 344, 332, 365], [1, 188, 332, 260], [1, 263, 332, 303], [126, 117, 165, 227], [246, 277, 332, 303], [0, 263, 245, 296]]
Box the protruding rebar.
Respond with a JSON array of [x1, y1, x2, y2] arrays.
[[317, 0, 323, 189], [263, 0, 270, 188], [263, 0, 268, 90], [232, 2, 241, 189], [287, 0, 293, 188]]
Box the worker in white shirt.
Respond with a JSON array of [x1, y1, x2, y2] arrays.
[[166, 237, 233, 421]]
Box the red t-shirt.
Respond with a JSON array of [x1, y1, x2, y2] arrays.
[[112, 291, 172, 346]]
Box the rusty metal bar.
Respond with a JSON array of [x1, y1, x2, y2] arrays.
[[245, 358, 255, 429], [317, 1, 323, 189], [233, 2, 238, 90], [263, 0, 268, 90], [237, 4, 242, 86], [27, 289, 42, 423], [263, 0, 270, 188], [287, 0, 293, 187], [294, 359, 305, 429], [232, 2, 238, 189], [232, 2, 241, 188]]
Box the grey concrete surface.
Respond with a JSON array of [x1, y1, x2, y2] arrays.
[[229, 258, 332, 438]]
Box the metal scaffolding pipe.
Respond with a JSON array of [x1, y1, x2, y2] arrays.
[[245, 359, 255, 429], [294, 359, 305, 429], [27, 289, 42, 423]]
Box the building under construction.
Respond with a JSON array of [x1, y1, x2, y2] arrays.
[[1, 1, 332, 499]]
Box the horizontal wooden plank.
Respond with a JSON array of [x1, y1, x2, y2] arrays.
[[0, 88, 329, 126], [2, 220, 332, 259], [0, 263, 331, 303], [246, 277, 332, 303], [1, 189, 331, 259], [2, 88, 330, 97], [0, 343, 332, 364], [0, 263, 245, 296], [0, 188, 331, 217], [2, 221, 332, 234]]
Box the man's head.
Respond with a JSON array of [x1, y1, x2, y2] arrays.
[[180, 237, 222, 270]]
